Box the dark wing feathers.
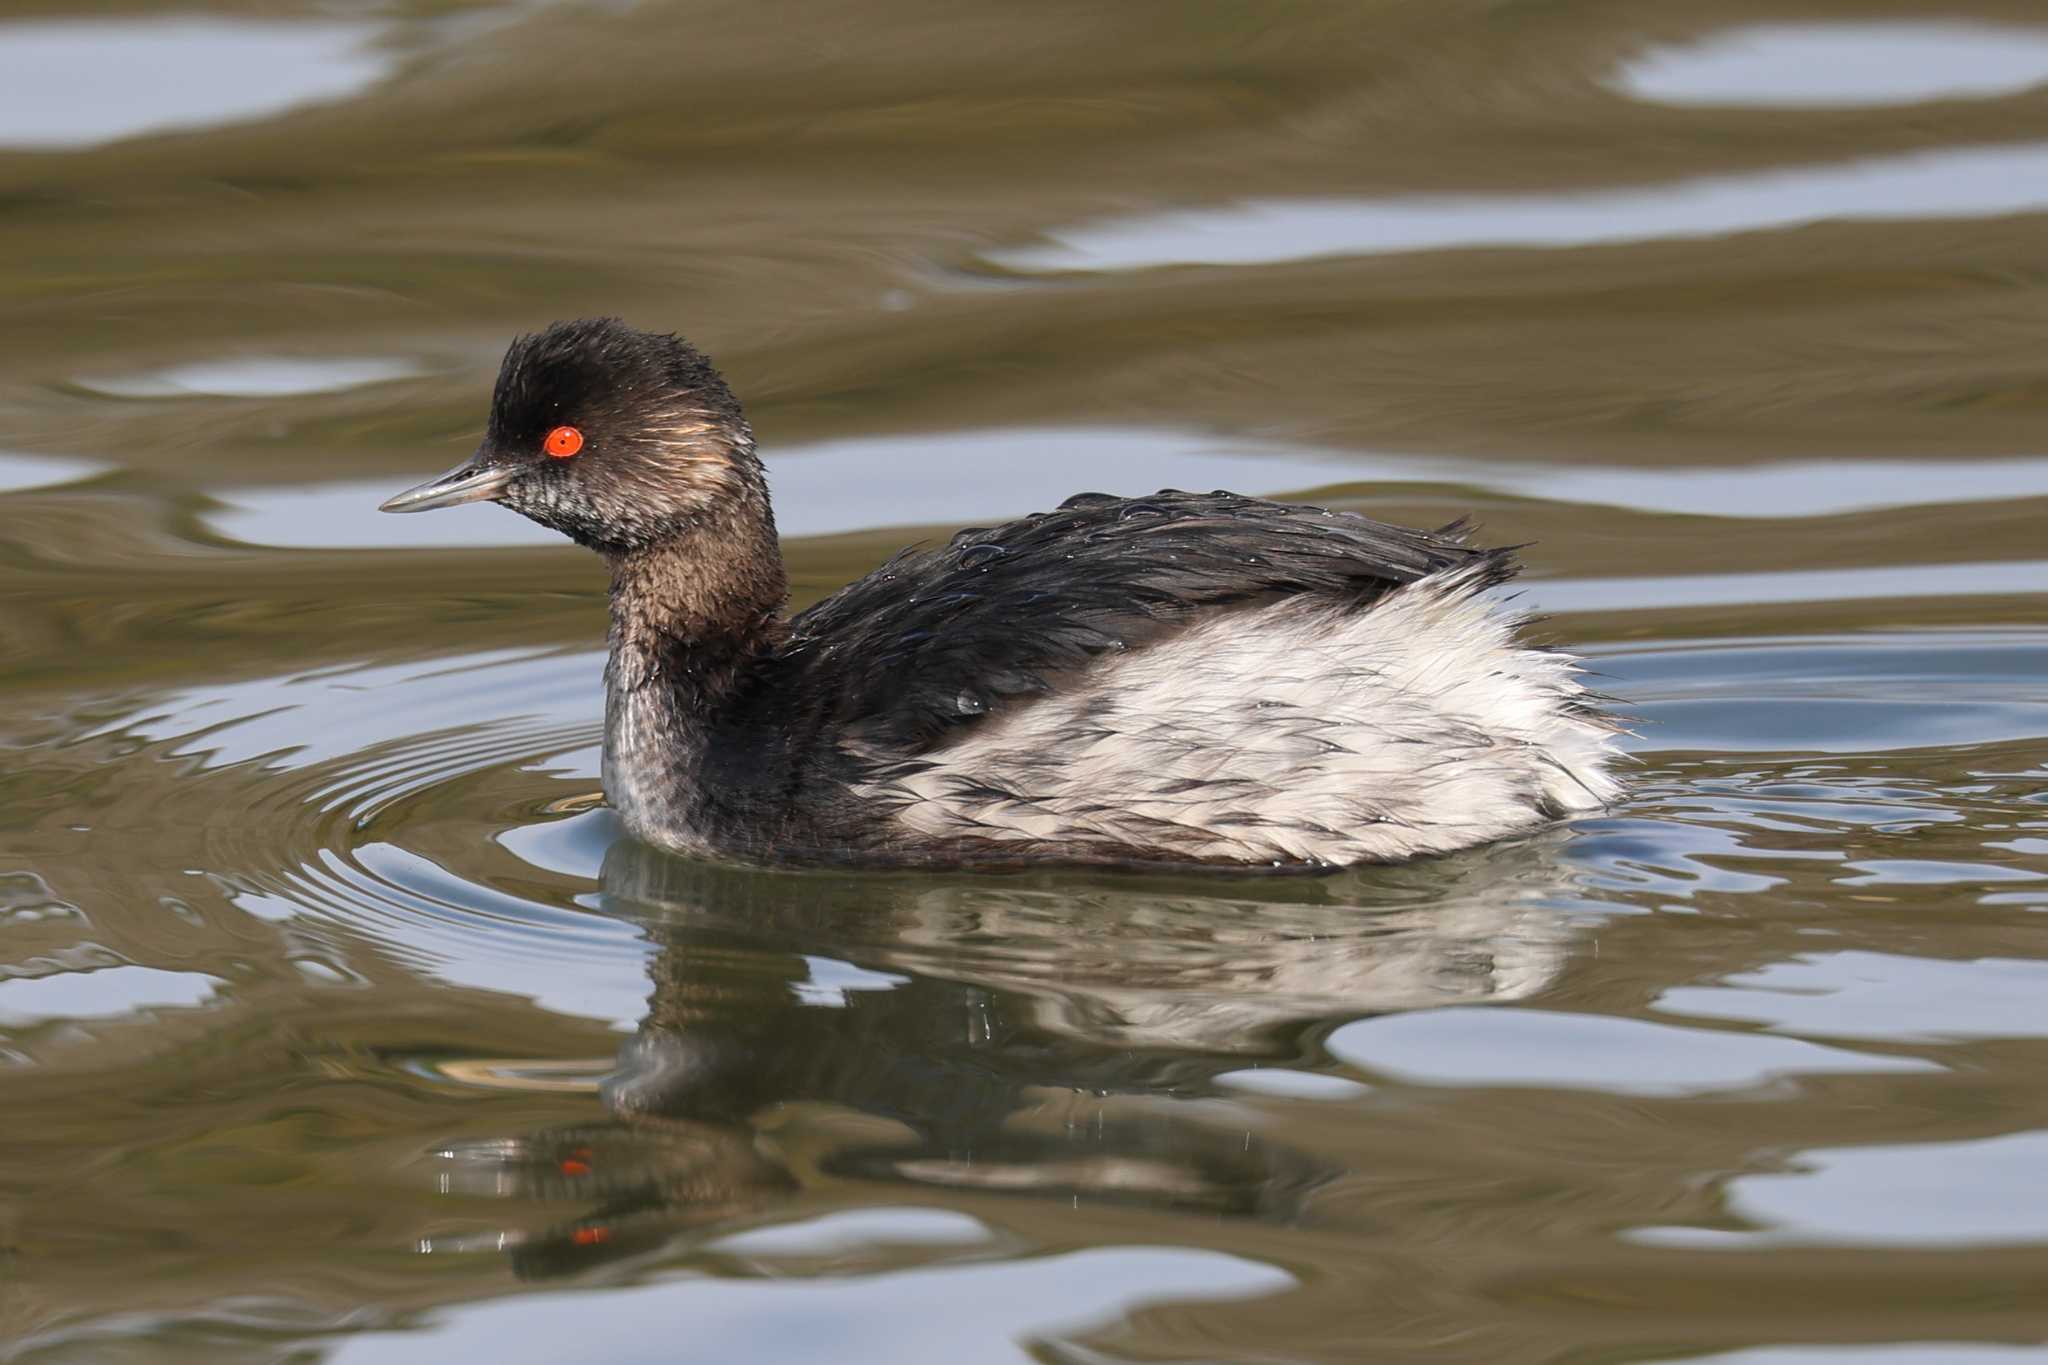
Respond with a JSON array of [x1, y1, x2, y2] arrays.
[[780, 490, 1507, 755]]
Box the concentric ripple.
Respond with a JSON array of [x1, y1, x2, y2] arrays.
[[8, 616, 2048, 1362], [9, 646, 651, 1034], [13, 627, 2048, 1049]]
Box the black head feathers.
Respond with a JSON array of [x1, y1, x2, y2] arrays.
[[382, 318, 766, 554]]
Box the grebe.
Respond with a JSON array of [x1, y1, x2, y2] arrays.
[[380, 318, 1620, 869]]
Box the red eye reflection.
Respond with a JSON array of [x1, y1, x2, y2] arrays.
[[544, 425, 584, 458]]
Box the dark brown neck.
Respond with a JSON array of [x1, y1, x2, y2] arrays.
[[605, 495, 788, 711]]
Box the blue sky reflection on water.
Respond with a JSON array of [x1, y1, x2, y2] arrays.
[[0, 18, 388, 150], [990, 142, 2048, 273], [1617, 22, 2048, 109], [325, 1247, 1294, 1365]]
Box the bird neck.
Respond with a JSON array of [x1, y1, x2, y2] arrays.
[[604, 494, 788, 713]]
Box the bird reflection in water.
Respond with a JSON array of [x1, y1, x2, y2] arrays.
[[434, 834, 1583, 1279]]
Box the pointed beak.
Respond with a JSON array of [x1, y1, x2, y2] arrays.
[[378, 458, 519, 514]]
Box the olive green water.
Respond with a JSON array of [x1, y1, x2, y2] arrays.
[[5, 3, 2048, 1361]]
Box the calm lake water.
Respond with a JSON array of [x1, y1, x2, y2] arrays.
[[5, 2, 2048, 1361]]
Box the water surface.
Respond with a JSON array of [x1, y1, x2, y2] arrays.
[[4, 1, 2048, 1361]]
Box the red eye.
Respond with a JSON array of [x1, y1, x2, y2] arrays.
[[544, 425, 584, 458]]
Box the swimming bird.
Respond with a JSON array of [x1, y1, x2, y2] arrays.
[[380, 318, 1620, 869]]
